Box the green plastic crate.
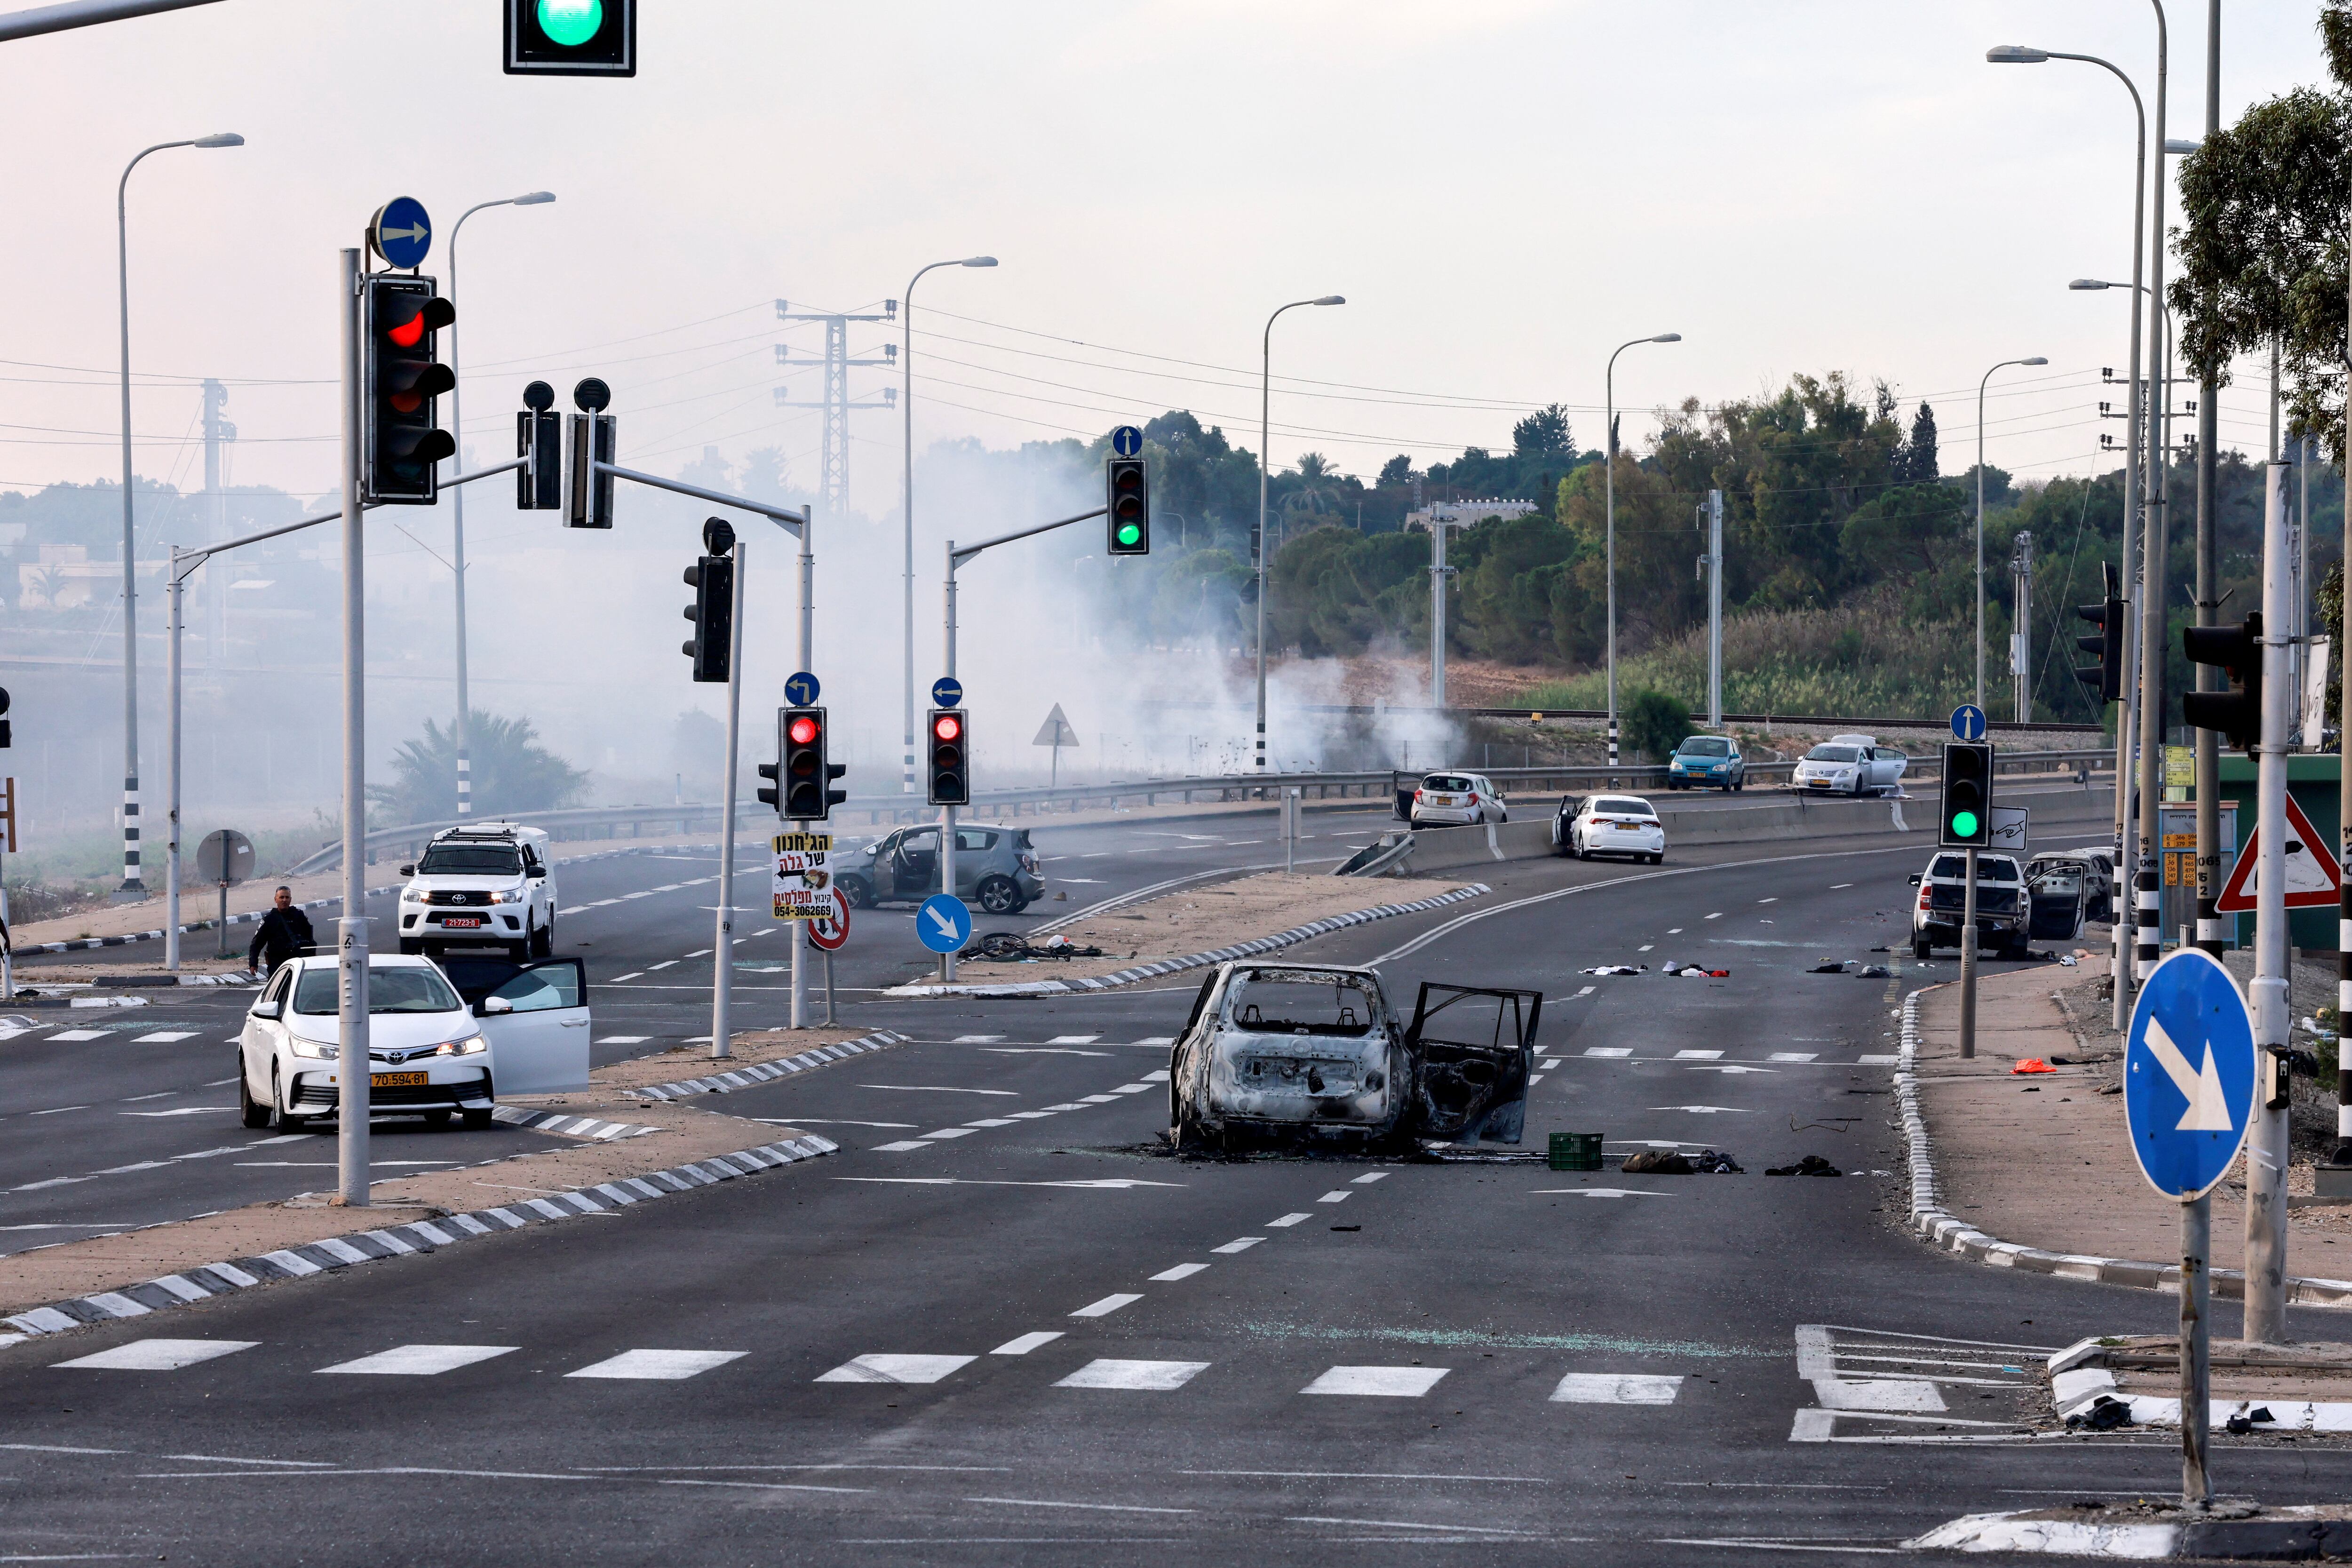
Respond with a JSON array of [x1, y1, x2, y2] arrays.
[[1549, 1132, 1603, 1171]]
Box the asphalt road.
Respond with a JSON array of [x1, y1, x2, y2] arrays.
[[15, 784, 2333, 1564]]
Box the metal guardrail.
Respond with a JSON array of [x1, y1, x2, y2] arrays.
[[288, 748, 2117, 876]]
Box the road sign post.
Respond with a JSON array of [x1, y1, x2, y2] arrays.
[[2248, 461, 2294, 1344], [2127, 946, 2257, 1505], [1033, 702, 1079, 788], [196, 827, 254, 959], [1943, 741, 1994, 1059]]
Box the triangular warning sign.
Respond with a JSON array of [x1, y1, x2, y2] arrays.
[[1032, 703, 1081, 748], [2214, 793, 2342, 913]]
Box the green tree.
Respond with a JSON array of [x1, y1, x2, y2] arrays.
[[1512, 403, 1574, 458], [1621, 689, 1693, 761], [367, 711, 589, 825]]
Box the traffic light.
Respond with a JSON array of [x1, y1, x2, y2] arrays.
[[567, 377, 615, 528], [516, 380, 562, 510], [504, 0, 635, 75], [361, 276, 455, 506], [683, 520, 735, 684], [2183, 611, 2265, 753], [755, 756, 781, 814], [1106, 456, 1149, 555], [1940, 741, 1993, 849], [2074, 561, 2124, 703], [927, 708, 969, 805], [779, 706, 848, 820]]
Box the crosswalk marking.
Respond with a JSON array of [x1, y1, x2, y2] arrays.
[[316, 1344, 517, 1377], [954, 1035, 1006, 1043], [48, 1030, 109, 1043], [596, 1035, 651, 1045], [991, 1332, 1063, 1356], [814, 1353, 973, 1385], [53, 1338, 256, 1371], [1048, 1035, 1102, 1044], [1856, 1054, 1900, 1065], [1133, 1036, 1174, 1045], [1550, 1373, 1683, 1405], [1302, 1365, 1448, 1397], [1769, 1052, 1818, 1062], [1673, 1050, 1723, 1060], [1149, 1264, 1208, 1281], [567, 1349, 746, 1381], [130, 1031, 198, 1043], [1584, 1047, 1631, 1058], [871, 1140, 931, 1152], [1069, 1293, 1141, 1319], [1055, 1358, 1209, 1391]]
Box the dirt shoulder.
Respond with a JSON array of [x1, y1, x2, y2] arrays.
[[946, 870, 1481, 986], [1912, 965, 2352, 1276]]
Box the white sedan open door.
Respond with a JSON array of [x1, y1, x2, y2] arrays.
[[474, 957, 590, 1095]]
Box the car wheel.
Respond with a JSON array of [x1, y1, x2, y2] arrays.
[[977, 875, 1022, 915], [1913, 935, 1932, 960], [839, 876, 872, 911], [238, 1051, 270, 1129], [531, 914, 554, 958], [271, 1066, 309, 1133], [1733, 776, 1744, 792], [423, 1108, 453, 1128], [463, 1107, 495, 1130]]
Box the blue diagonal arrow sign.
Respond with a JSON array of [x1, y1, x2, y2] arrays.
[[2125, 947, 2256, 1200]]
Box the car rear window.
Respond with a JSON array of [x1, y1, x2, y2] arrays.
[[1225, 970, 1382, 1036], [1806, 745, 1859, 763], [1678, 738, 1730, 757], [1930, 854, 2018, 882], [1595, 797, 1654, 817], [418, 844, 522, 875], [1423, 775, 1474, 792]]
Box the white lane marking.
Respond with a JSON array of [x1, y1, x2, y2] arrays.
[[815, 1353, 973, 1385], [29, 1106, 88, 1116], [47, 1031, 109, 1042], [1551, 1373, 1684, 1404], [1318, 1192, 1350, 1203], [954, 1035, 1006, 1043], [1048, 1035, 1103, 1044], [1041, 1103, 1091, 1112], [1134, 1036, 1175, 1045], [1813, 1378, 1947, 1412], [1637, 945, 1654, 952], [130, 1031, 199, 1043], [1351, 1172, 1388, 1185], [647, 961, 678, 971], [871, 1141, 932, 1152], [683, 949, 712, 958], [860, 1084, 1018, 1096], [1109, 1083, 1154, 1094], [756, 1119, 915, 1129], [1667, 928, 1684, 933], [1584, 1048, 1631, 1059], [567, 1349, 747, 1381], [1705, 913, 1723, 920], [1211, 1238, 1264, 1254], [1830, 883, 1854, 890], [1769, 1052, 1819, 1063], [981, 1048, 1108, 1057], [53, 1339, 257, 1371], [316, 1344, 517, 1376], [1005, 1111, 1057, 1121], [1672, 1050, 1723, 1060], [1856, 1054, 1900, 1065], [1266, 1213, 1311, 1228], [1758, 898, 1778, 904], [1149, 1263, 1209, 1281], [596, 1035, 651, 1044], [1141, 1069, 1171, 1082], [1286, 1515, 1541, 1537], [1080, 852, 1112, 859], [965, 1495, 1195, 1515], [921, 1129, 979, 1140], [1541, 1059, 1563, 1070], [609, 973, 644, 983], [993, 1332, 1064, 1355], [1574, 986, 1596, 999], [835, 1178, 1183, 1190], [1530, 1188, 1674, 1199], [1078, 1094, 1123, 1105], [1069, 1294, 1143, 1318], [120, 1107, 233, 1117], [1687, 1065, 1774, 1075], [1055, 1359, 1209, 1391], [1648, 1106, 1753, 1114], [1528, 1073, 1546, 1084], [963, 1118, 1019, 1129], [1302, 1365, 1449, 1397]]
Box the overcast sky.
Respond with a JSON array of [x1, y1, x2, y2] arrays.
[[0, 1, 2328, 510]]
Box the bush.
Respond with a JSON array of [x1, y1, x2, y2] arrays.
[[1622, 689, 1693, 761]]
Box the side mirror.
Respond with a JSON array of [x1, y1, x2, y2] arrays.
[[1907, 874, 1923, 886], [477, 995, 516, 1016], [251, 1000, 282, 1020], [399, 864, 415, 877]]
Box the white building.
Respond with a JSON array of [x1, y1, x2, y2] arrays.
[[1403, 498, 1538, 533]]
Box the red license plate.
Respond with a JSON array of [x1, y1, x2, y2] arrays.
[[440, 915, 484, 928]]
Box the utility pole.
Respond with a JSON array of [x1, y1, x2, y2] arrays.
[[1706, 489, 1724, 729], [1427, 510, 1452, 706], [2245, 461, 2292, 1343], [774, 299, 896, 527], [2011, 530, 2034, 723], [2136, 13, 2172, 1000], [2195, 0, 2224, 959], [201, 378, 232, 671]]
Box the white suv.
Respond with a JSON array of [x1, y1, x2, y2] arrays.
[[396, 823, 558, 960]]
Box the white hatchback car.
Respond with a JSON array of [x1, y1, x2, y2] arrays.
[[1560, 794, 1666, 864], [236, 953, 590, 1132], [1792, 735, 1908, 796], [1411, 772, 1508, 828]]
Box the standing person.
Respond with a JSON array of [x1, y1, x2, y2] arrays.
[[246, 886, 316, 978]]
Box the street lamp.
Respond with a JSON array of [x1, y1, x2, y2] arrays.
[[1257, 294, 1345, 775], [902, 255, 997, 794], [116, 129, 242, 901], [1603, 332, 1680, 774], [443, 190, 555, 820], [1975, 356, 2048, 708]]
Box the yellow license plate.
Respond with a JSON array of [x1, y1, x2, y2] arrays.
[[371, 1071, 428, 1088]]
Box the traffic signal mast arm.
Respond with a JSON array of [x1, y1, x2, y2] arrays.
[[596, 458, 808, 539]]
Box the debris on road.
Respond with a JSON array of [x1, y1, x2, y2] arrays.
[[1659, 960, 1729, 978], [2010, 1058, 2056, 1075], [2224, 1406, 2275, 1434], [2067, 1394, 2134, 1430], [1856, 964, 1892, 978], [1765, 1154, 1843, 1177], [1809, 959, 1851, 973], [957, 932, 1105, 962], [1583, 963, 1648, 976], [1621, 1147, 1742, 1175]]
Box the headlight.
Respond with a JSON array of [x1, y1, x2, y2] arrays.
[[434, 1035, 488, 1056], [488, 888, 525, 904], [288, 1036, 338, 1059], [403, 882, 426, 900]]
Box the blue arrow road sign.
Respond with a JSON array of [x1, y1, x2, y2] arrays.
[[1950, 704, 1986, 742], [1111, 425, 1144, 457], [916, 892, 972, 955], [931, 676, 964, 708], [2126, 947, 2257, 1199], [785, 670, 820, 705], [370, 197, 432, 269]]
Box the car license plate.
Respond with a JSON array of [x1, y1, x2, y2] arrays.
[[1807, 780, 1830, 789], [440, 915, 484, 928], [1615, 822, 1640, 830], [371, 1071, 428, 1088]]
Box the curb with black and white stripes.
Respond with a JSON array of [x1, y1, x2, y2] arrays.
[[489, 1105, 661, 1140], [0, 1134, 838, 1347], [886, 884, 1493, 999], [625, 1029, 908, 1103], [1895, 985, 2352, 1308]]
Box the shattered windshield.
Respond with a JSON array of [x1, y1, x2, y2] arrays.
[[1224, 970, 1382, 1037]]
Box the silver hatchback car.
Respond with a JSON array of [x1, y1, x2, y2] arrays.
[[835, 822, 1046, 915]]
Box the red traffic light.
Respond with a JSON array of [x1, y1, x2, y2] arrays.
[[383, 296, 456, 349], [933, 714, 962, 742], [789, 715, 820, 746]]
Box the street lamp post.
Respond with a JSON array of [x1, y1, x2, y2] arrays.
[[1988, 41, 2147, 1028], [443, 191, 554, 820], [901, 255, 996, 795], [1603, 333, 1680, 775], [1976, 357, 2048, 707], [114, 130, 242, 901], [1256, 295, 1345, 777]]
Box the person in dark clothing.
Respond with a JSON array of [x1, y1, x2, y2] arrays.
[[247, 886, 317, 976]]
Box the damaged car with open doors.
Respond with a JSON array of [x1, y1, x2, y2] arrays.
[[1167, 961, 1542, 1154]]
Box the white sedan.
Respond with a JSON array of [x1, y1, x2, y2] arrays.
[[1792, 737, 1907, 796], [1560, 794, 1667, 865], [236, 953, 590, 1132]]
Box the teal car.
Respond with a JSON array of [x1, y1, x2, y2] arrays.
[[1666, 735, 1744, 791]]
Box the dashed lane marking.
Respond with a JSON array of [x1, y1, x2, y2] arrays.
[[1769, 1052, 1818, 1062], [1149, 1264, 1209, 1281], [1211, 1238, 1264, 1254], [1351, 1172, 1388, 1185], [1673, 1050, 1723, 1060], [1048, 1035, 1103, 1044], [1551, 1374, 1683, 1404], [53, 1339, 257, 1371], [130, 1032, 198, 1043], [596, 1035, 651, 1044], [860, 1084, 1018, 1096], [1055, 1359, 1209, 1391], [1266, 1213, 1311, 1228], [566, 1349, 746, 1381], [1584, 1048, 1630, 1058], [1069, 1294, 1142, 1318], [815, 1354, 972, 1385], [315, 1344, 517, 1377], [1574, 986, 1596, 999], [1302, 1366, 1448, 1397], [992, 1332, 1063, 1356]]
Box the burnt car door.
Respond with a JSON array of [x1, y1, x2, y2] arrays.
[[1402, 983, 1542, 1144], [2027, 866, 2085, 941]]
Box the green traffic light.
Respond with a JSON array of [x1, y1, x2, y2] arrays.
[[538, 0, 602, 45], [1116, 523, 1142, 547], [1952, 810, 1979, 839]]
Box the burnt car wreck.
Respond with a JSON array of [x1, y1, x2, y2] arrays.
[[1166, 962, 1542, 1154]]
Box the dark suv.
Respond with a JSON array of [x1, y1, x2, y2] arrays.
[[1909, 851, 2028, 958]]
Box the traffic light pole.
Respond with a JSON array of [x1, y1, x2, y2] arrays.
[[1960, 846, 1978, 1060], [790, 513, 812, 1032], [940, 502, 1109, 981], [336, 247, 371, 1208], [2246, 461, 2293, 1344]]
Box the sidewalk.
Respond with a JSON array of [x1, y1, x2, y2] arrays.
[[1911, 964, 2352, 1277]]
